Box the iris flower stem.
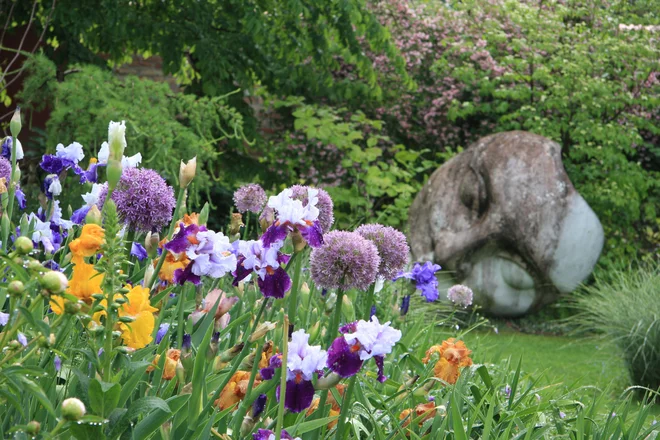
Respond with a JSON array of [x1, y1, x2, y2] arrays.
[[230, 339, 263, 437], [308, 287, 345, 440], [148, 187, 186, 291], [275, 314, 289, 440], [2, 134, 18, 252], [176, 284, 189, 349], [184, 298, 270, 438], [286, 250, 303, 326]]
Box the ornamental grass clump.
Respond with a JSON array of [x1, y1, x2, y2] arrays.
[[574, 265, 660, 391]]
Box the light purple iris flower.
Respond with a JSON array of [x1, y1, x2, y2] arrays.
[[261, 188, 324, 249], [27, 213, 56, 254], [54, 355, 62, 372], [233, 239, 292, 299], [276, 330, 327, 413], [166, 224, 237, 285], [155, 323, 170, 344], [394, 261, 442, 302], [17, 332, 28, 347], [0, 312, 9, 326], [327, 316, 401, 383]]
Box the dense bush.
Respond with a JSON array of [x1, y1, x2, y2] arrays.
[[574, 265, 660, 392], [18, 55, 249, 214]]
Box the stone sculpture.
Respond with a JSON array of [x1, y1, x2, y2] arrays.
[[409, 131, 604, 317]]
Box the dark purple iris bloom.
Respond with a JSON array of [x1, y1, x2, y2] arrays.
[[43, 260, 61, 271], [182, 334, 192, 352], [253, 429, 295, 440], [1, 137, 12, 160], [327, 317, 402, 383], [40, 155, 82, 176], [252, 394, 267, 418], [42, 174, 61, 199], [400, 295, 411, 316], [131, 242, 148, 261], [233, 240, 292, 299], [370, 305, 377, 319], [259, 353, 282, 380], [394, 261, 442, 302], [164, 223, 204, 285], [276, 330, 327, 413]]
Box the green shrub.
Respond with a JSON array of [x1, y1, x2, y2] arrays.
[[573, 265, 660, 392], [18, 55, 249, 215]]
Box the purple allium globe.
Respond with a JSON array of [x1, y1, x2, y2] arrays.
[[233, 183, 267, 214], [100, 168, 175, 232], [447, 284, 474, 307], [289, 184, 334, 233], [310, 230, 380, 291], [355, 223, 410, 280]]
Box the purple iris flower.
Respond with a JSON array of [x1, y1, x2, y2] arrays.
[[276, 329, 327, 413], [394, 262, 442, 302], [400, 295, 411, 316], [40, 141, 99, 184], [1, 137, 23, 161], [54, 355, 62, 372], [155, 323, 170, 344], [165, 223, 237, 285], [260, 353, 282, 380], [131, 242, 148, 261], [17, 332, 28, 347], [370, 305, 377, 319], [233, 239, 292, 299], [15, 187, 26, 209], [42, 174, 62, 199], [261, 188, 324, 249], [327, 316, 401, 383]]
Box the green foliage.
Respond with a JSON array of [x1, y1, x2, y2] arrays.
[[18, 55, 248, 211], [261, 97, 435, 229], [428, 0, 660, 268], [572, 265, 660, 392]]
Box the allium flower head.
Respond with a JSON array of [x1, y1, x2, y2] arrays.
[[355, 223, 409, 279], [0, 156, 12, 182], [310, 231, 380, 291], [395, 261, 442, 302], [447, 284, 473, 307], [289, 184, 334, 233], [234, 183, 267, 213], [107, 167, 176, 232]]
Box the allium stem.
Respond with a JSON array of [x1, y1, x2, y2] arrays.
[[334, 375, 357, 440], [275, 314, 289, 440]]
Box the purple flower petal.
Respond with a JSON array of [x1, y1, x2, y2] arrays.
[[400, 295, 411, 315], [54, 355, 62, 372], [232, 256, 253, 286], [257, 267, 291, 299], [15, 187, 26, 210], [0, 312, 9, 326], [261, 223, 289, 248], [76, 162, 101, 184], [278, 378, 315, 413], [40, 155, 69, 174], [339, 321, 358, 334], [327, 336, 363, 378], [17, 332, 28, 347], [155, 323, 170, 344], [300, 221, 324, 248], [165, 223, 199, 253], [252, 394, 267, 418], [173, 264, 201, 285], [71, 206, 91, 225], [131, 242, 148, 261]]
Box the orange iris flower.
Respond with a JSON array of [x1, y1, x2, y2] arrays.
[[214, 371, 262, 411], [147, 349, 181, 380], [399, 401, 438, 428], [69, 224, 105, 257], [306, 384, 346, 428], [423, 338, 473, 385]]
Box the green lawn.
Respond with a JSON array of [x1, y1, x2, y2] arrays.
[[433, 327, 631, 396]]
